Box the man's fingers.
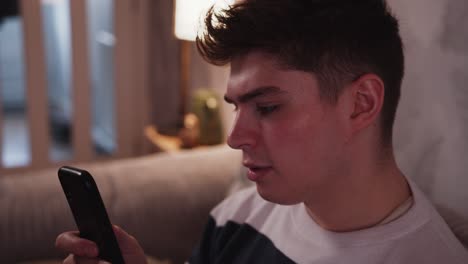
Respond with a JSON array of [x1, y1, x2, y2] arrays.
[[112, 225, 143, 254], [57, 227, 145, 263], [63, 254, 109, 264], [63, 254, 75, 264], [55, 231, 99, 258], [112, 225, 147, 263], [112, 225, 140, 254]]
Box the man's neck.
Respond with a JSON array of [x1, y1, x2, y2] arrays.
[[304, 154, 411, 232]]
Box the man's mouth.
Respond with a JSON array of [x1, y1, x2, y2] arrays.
[[243, 162, 272, 181]]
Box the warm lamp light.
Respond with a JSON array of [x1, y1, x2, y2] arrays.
[[174, 0, 213, 41], [174, 0, 232, 41]]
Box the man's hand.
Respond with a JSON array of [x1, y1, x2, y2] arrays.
[[55, 225, 147, 264]]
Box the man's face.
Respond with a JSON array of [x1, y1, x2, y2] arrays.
[[225, 51, 348, 205]]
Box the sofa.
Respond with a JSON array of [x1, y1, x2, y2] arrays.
[[0, 145, 251, 264], [1, 145, 466, 264]]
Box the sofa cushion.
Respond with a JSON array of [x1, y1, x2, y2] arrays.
[[0, 145, 243, 264]]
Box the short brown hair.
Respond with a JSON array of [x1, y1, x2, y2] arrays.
[[196, 0, 404, 145]]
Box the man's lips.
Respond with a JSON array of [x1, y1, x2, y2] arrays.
[[243, 162, 272, 181]]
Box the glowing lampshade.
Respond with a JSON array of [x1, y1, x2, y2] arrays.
[[174, 0, 232, 41]]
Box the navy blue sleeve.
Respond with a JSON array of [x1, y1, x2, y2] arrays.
[[188, 217, 217, 264]]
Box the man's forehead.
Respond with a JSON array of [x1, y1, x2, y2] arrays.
[[226, 52, 319, 101], [227, 53, 279, 96]]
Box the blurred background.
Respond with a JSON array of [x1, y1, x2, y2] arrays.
[[0, 0, 230, 175], [0, 0, 466, 212]]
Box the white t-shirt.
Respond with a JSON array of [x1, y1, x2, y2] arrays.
[[189, 178, 468, 263]]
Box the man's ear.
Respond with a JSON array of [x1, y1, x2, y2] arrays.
[[348, 74, 385, 133]]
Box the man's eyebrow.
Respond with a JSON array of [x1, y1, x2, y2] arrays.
[[224, 86, 284, 104]]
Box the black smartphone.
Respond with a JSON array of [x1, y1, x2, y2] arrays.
[[58, 166, 125, 264]]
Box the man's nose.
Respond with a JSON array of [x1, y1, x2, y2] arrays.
[[227, 111, 257, 150]]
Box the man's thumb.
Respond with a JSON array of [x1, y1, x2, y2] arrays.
[[112, 225, 144, 255]]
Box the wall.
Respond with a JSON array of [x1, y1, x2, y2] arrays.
[[149, 0, 181, 132], [389, 0, 468, 218]]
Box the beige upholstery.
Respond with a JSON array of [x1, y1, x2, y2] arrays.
[[0, 145, 244, 264]]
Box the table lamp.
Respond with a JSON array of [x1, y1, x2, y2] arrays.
[[173, 0, 231, 124], [174, 0, 211, 126]]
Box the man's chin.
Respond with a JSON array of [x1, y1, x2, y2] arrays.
[[255, 184, 302, 206]]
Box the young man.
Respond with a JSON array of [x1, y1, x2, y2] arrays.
[[56, 0, 468, 263]]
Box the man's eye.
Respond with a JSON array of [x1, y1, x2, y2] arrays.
[[256, 105, 280, 115]]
